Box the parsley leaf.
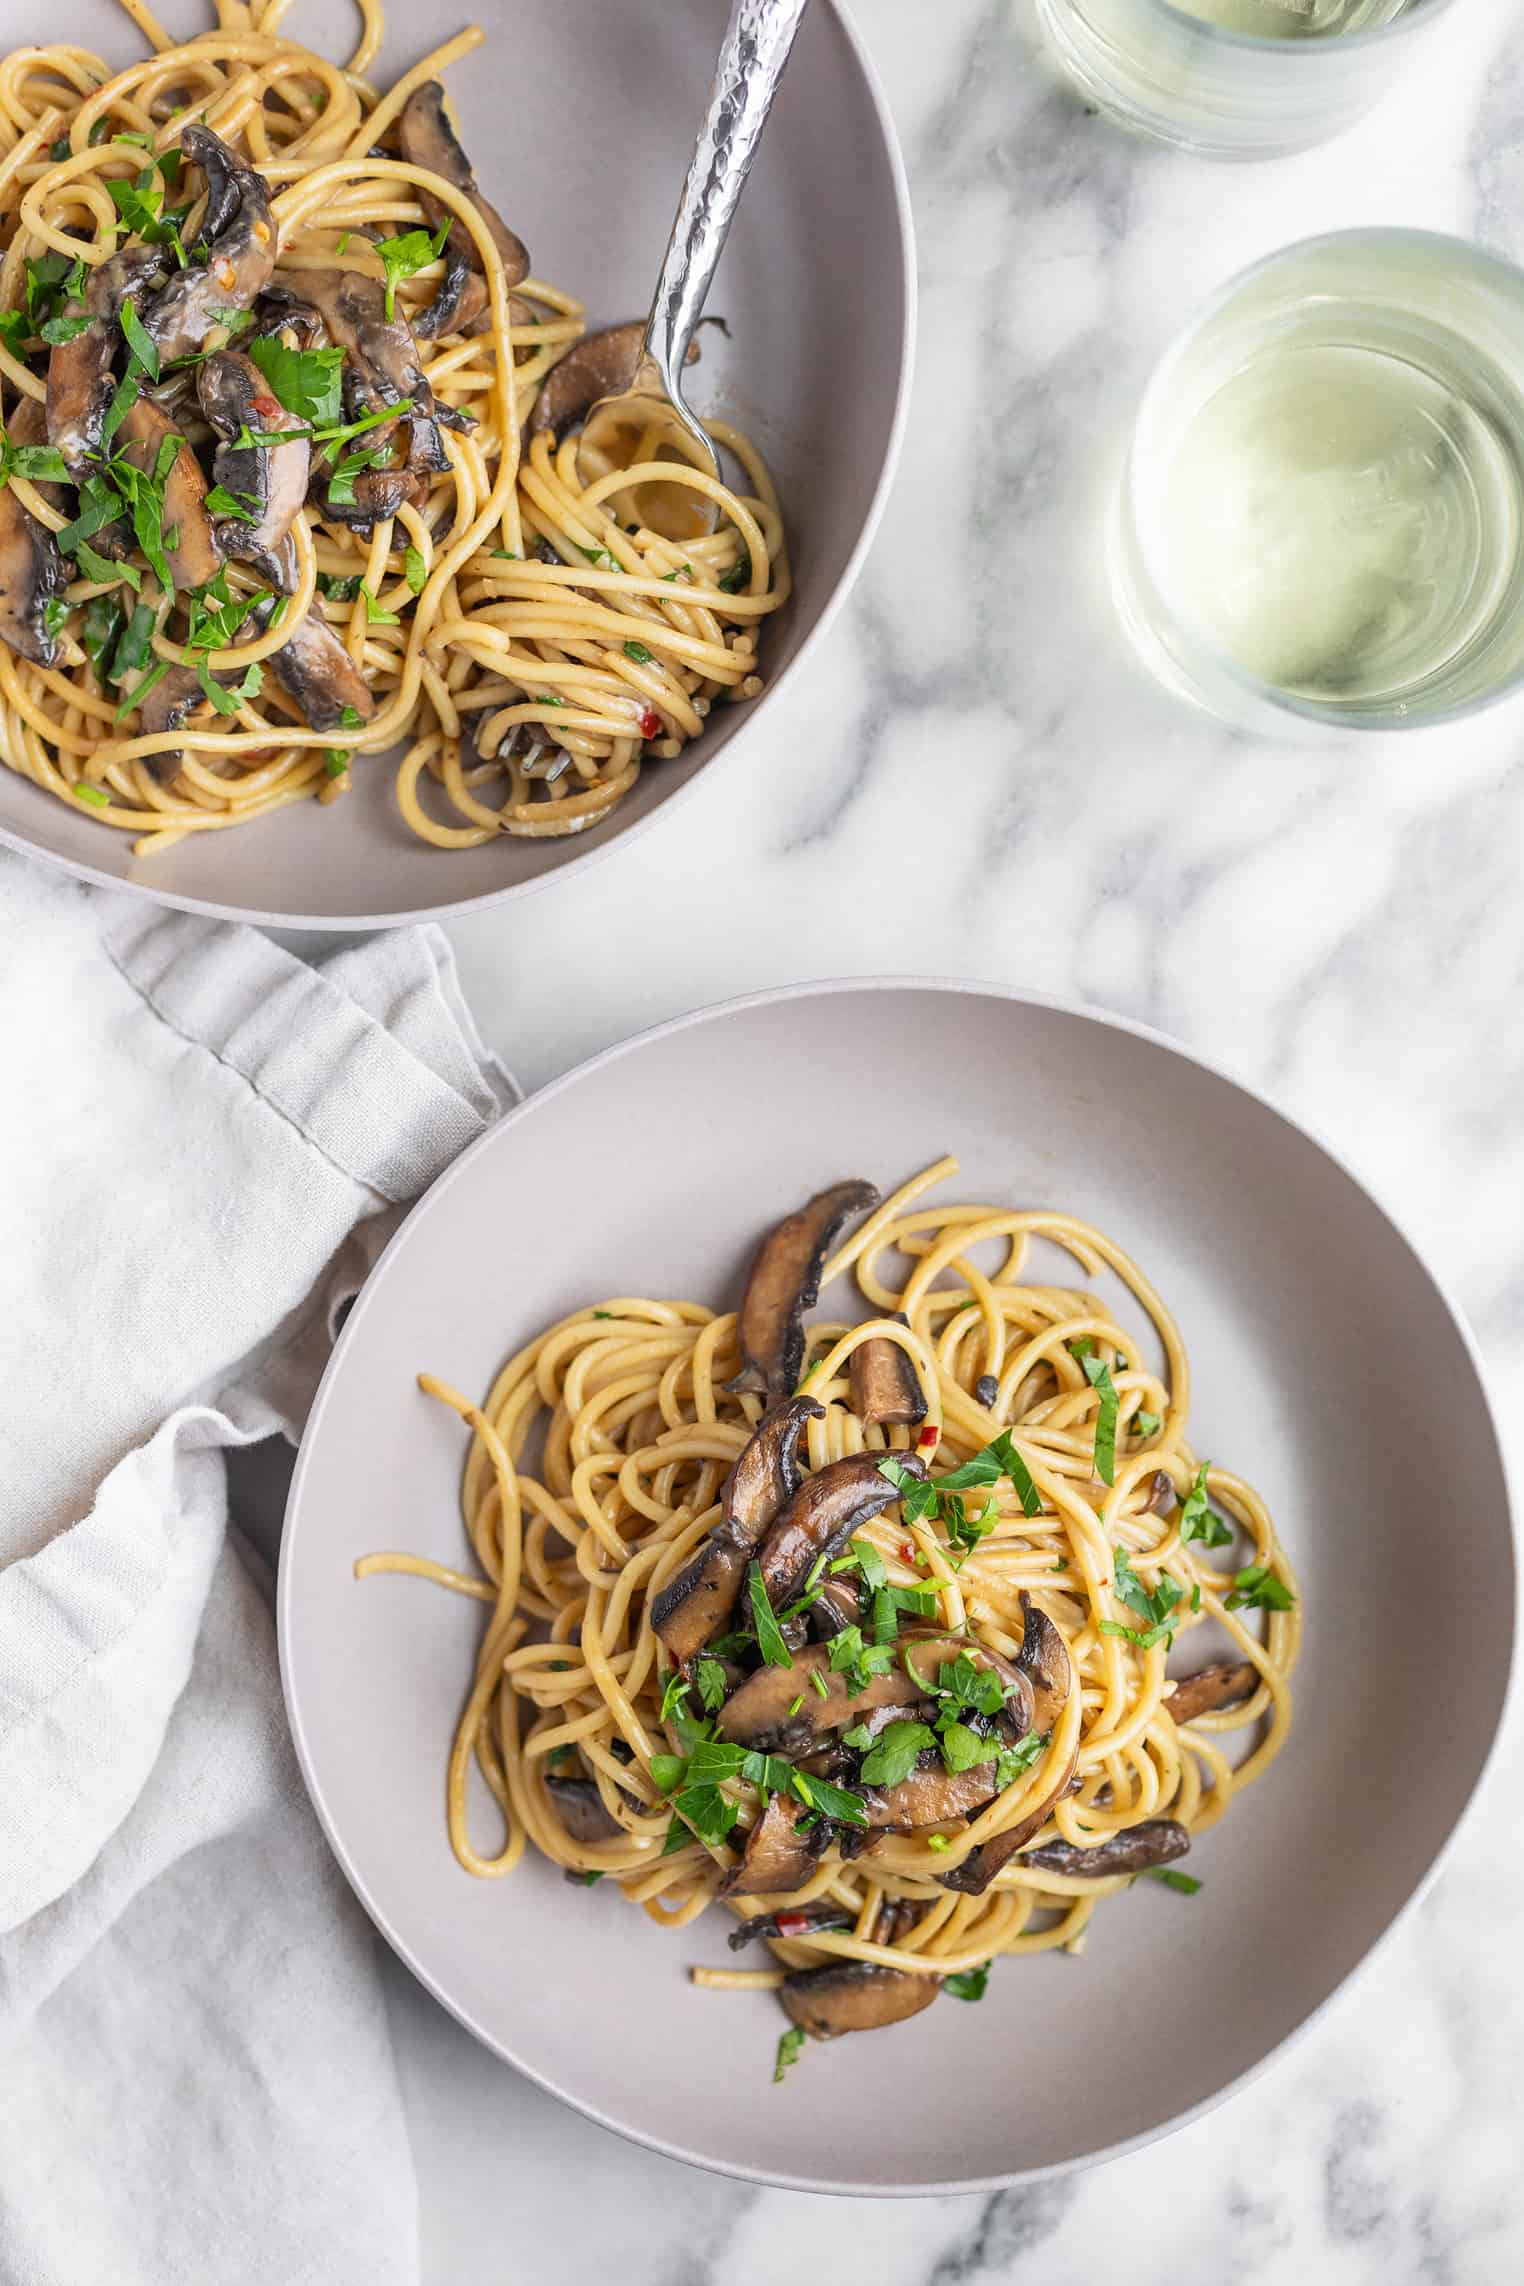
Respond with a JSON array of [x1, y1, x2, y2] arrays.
[[1079, 1352, 1119, 1486], [404, 544, 427, 595], [789, 1770, 867, 1826], [746, 1561, 793, 1669], [1177, 1462, 1233, 1549], [1134, 1409, 1162, 1439], [1224, 1564, 1295, 1613], [1146, 1867, 1202, 1895], [657, 1670, 689, 1724], [774, 2026, 806, 2084], [622, 639, 654, 664], [248, 335, 346, 425], [119, 296, 159, 381], [204, 483, 259, 524], [693, 1657, 727, 1713], [323, 749, 350, 779], [992, 1730, 1048, 1789], [375, 220, 450, 319], [857, 1719, 937, 1787], [939, 1720, 990, 1774], [942, 1961, 991, 2002]]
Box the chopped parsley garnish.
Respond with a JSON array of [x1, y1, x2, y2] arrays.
[[1146, 1868, 1202, 1896], [375, 220, 451, 319], [0, 433, 69, 485], [773, 2026, 806, 2085], [323, 749, 350, 779], [826, 1624, 895, 1697], [1067, 1337, 1095, 1361], [693, 1657, 727, 1713], [789, 1771, 866, 1826], [118, 296, 159, 381], [718, 550, 751, 594], [809, 1668, 830, 1700], [1100, 1545, 1183, 1649], [1177, 1462, 1234, 1549], [320, 573, 362, 602], [787, 1694, 804, 1718], [248, 336, 347, 425], [71, 782, 110, 808], [857, 1719, 936, 1787], [991, 1731, 1047, 1789], [942, 1961, 992, 2002], [81, 593, 125, 684], [404, 544, 427, 595], [339, 704, 364, 730], [108, 602, 156, 682], [101, 370, 141, 451], [1079, 1353, 1118, 1485], [622, 639, 654, 664], [1134, 1409, 1162, 1439], [196, 656, 265, 715], [875, 1425, 1041, 1543], [43, 595, 69, 641], [938, 1720, 989, 1773], [359, 582, 399, 626], [204, 483, 259, 524], [746, 1561, 793, 1669], [1224, 1564, 1295, 1613]]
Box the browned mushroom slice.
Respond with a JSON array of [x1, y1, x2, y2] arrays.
[[197, 351, 309, 591], [716, 1791, 823, 1900], [0, 474, 65, 666], [264, 599, 376, 733], [544, 1775, 623, 1845], [849, 1323, 927, 1428], [413, 249, 485, 342], [651, 1396, 822, 1667], [727, 1179, 880, 1404], [781, 1962, 939, 2041], [117, 397, 222, 589], [1166, 1660, 1259, 1725], [808, 1573, 862, 1639], [938, 1595, 1076, 1897], [726, 1902, 853, 1951], [862, 1749, 1001, 1832], [143, 127, 276, 362], [717, 1644, 925, 1755], [1143, 1469, 1176, 1517], [265, 268, 427, 420], [46, 244, 168, 477], [529, 321, 643, 442], [134, 663, 218, 782], [757, 1451, 926, 1607], [398, 81, 530, 285], [1021, 1818, 1190, 1880]]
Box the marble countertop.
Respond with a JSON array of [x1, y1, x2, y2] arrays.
[[251, 0, 1524, 2273]]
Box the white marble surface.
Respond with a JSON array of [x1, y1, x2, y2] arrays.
[[253, 0, 1524, 2274]]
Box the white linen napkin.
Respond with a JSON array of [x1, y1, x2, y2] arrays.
[[0, 850, 515, 2286]]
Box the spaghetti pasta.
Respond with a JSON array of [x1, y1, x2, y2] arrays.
[[361, 1157, 1301, 2064], [0, 0, 786, 858]]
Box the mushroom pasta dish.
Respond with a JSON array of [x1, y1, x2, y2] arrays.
[[0, 0, 786, 857], [361, 1159, 1301, 2074]]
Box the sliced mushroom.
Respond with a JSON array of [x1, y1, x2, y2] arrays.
[[412, 248, 485, 342], [134, 662, 216, 782], [1143, 1469, 1176, 1517], [1166, 1660, 1259, 1725], [862, 1748, 1002, 1832], [939, 1595, 1076, 1897], [974, 1374, 999, 1409], [849, 1321, 927, 1428], [116, 396, 222, 590], [717, 1643, 924, 1755], [264, 266, 445, 495], [398, 81, 530, 285], [727, 1179, 880, 1404], [544, 1775, 622, 1845], [529, 321, 643, 443], [716, 1791, 823, 1900], [756, 1449, 926, 1606], [651, 1397, 822, 1667], [726, 1901, 853, 1951], [1021, 1818, 1191, 1880], [196, 350, 309, 591], [0, 469, 65, 666], [780, 1962, 938, 2041], [263, 598, 376, 733], [807, 1574, 862, 1640], [143, 127, 277, 362], [46, 244, 167, 477]]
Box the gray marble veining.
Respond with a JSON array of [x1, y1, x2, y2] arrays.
[[260, 1, 1524, 2275]]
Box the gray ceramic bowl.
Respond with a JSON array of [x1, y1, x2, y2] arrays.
[[279, 980, 1515, 2194], [0, 0, 912, 927]]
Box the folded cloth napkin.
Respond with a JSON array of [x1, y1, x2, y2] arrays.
[[0, 850, 515, 2286]]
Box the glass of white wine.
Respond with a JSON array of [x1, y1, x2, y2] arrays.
[[1114, 232, 1524, 733], [1035, 0, 1467, 158]]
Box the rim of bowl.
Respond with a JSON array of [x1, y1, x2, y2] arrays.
[[0, 0, 918, 932], [1124, 225, 1524, 735], [278, 973, 1519, 2196]]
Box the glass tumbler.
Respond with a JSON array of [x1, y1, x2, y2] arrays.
[[1112, 231, 1524, 735], [1034, 0, 1468, 159]]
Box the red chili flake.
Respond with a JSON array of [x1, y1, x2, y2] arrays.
[[774, 1911, 811, 1939], [900, 1541, 915, 1563], [916, 1425, 939, 1451], [252, 391, 283, 423], [638, 708, 662, 739]]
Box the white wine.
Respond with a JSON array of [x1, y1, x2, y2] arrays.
[[1036, 0, 1447, 156], [1118, 233, 1524, 728], [1158, 342, 1521, 704], [1168, 0, 1414, 35]]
